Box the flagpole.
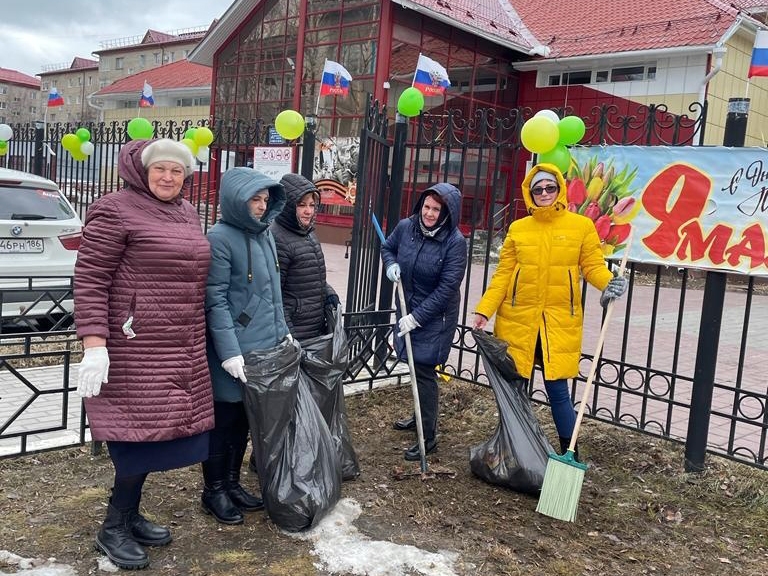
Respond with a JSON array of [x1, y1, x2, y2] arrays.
[[315, 59, 326, 116], [745, 77, 751, 99]]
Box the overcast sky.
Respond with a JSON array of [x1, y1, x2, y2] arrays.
[[0, 0, 229, 77]]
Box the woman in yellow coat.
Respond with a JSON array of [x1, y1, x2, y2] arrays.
[[472, 163, 627, 457]]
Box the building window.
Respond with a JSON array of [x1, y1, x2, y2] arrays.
[[611, 65, 645, 82], [88, 76, 93, 86], [0, 102, 6, 109], [168, 52, 175, 63], [176, 97, 211, 107], [42, 82, 49, 91], [115, 57, 124, 70], [29, 106, 36, 113], [595, 70, 609, 83], [154, 52, 161, 64], [0, 86, 7, 95], [139, 55, 146, 68]]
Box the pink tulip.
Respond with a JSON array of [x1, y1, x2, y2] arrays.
[[613, 197, 636, 217], [594, 215, 612, 240], [583, 202, 602, 221]]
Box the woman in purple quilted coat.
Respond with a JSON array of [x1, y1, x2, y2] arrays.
[[74, 138, 214, 570]]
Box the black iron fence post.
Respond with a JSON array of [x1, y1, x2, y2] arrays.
[[377, 112, 408, 312], [33, 121, 45, 177], [301, 113, 317, 180], [684, 97, 749, 472]]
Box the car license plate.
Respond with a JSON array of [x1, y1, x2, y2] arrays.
[[0, 238, 44, 253]]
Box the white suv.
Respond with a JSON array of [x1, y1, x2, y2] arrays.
[[0, 168, 83, 332]]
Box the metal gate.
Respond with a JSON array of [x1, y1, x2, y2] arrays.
[[346, 96, 768, 472]]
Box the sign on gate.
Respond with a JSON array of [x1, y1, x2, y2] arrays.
[[570, 146, 768, 276], [253, 146, 293, 180]]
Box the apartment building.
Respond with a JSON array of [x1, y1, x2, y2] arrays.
[[0, 68, 41, 125]]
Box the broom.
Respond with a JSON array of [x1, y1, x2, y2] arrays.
[[535, 233, 632, 521], [372, 214, 429, 473]]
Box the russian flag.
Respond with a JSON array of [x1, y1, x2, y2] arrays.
[[413, 54, 450, 96], [319, 60, 352, 97], [749, 31, 768, 78], [139, 81, 155, 107], [47, 87, 64, 107]]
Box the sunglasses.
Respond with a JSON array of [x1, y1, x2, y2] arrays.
[[531, 185, 558, 196]]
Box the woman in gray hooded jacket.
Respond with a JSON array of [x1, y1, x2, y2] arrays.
[[202, 168, 289, 525]]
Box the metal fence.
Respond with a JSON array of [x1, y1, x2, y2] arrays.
[[2, 101, 767, 473], [345, 96, 767, 472]]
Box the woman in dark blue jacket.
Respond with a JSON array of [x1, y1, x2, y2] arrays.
[[380, 183, 467, 460], [202, 168, 289, 525]]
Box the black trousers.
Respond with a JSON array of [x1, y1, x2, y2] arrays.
[[209, 400, 250, 458], [413, 362, 439, 441]]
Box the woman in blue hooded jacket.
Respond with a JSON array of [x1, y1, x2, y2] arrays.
[[380, 183, 467, 460], [202, 168, 289, 525]]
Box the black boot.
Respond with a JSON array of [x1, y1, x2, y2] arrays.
[[95, 502, 149, 570], [227, 443, 264, 512], [201, 455, 244, 525], [393, 415, 416, 431], [128, 510, 172, 547], [404, 438, 438, 461], [559, 437, 580, 462]]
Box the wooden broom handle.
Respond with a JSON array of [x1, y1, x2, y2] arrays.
[[568, 232, 633, 452]]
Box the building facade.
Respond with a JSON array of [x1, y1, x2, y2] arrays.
[[0, 68, 41, 125], [38, 58, 100, 124]]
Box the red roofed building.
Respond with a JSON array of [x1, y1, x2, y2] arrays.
[[0, 67, 41, 125], [189, 0, 768, 146], [93, 59, 212, 124]]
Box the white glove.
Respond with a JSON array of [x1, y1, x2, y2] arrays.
[[77, 347, 110, 398], [600, 275, 629, 308], [397, 314, 420, 337], [221, 355, 247, 383], [285, 333, 294, 344], [386, 263, 401, 283]]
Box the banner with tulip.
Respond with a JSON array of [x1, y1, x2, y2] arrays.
[[569, 145, 768, 276]]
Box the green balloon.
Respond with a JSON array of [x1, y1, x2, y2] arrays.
[[61, 133, 80, 152], [274, 110, 305, 140], [76, 128, 91, 142], [0, 140, 7, 150], [184, 127, 198, 140], [539, 144, 571, 174], [397, 87, 425, 117], [127, 117, 154, 141], [558, 115, 586, 146]]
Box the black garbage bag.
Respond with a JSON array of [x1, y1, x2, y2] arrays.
[[242, 338, 342, 532], [469, 330, 554, 494], [301, 307, 360, 481]]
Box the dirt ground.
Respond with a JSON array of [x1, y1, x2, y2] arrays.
[[1, 380, 767, 576]]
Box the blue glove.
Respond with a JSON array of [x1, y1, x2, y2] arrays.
[[397, 314, 420, 337], [386, 263, 401, 283], [600, 275, 628, 308]]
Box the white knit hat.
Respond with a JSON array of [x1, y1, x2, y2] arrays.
[[530, 169, 558, 187], [141, 139, 195, 177]]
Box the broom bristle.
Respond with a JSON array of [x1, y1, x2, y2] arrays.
[[535, 450, 587, 522]]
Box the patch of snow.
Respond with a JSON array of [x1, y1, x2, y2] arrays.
[[291, 498, 460, 576], [0, 551, 76, 576]]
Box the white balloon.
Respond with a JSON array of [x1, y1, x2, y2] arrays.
[[80, 141, 95, 156], [534, 109, 561, 123], [0, 123, 13, 141], [196, 145, 209, 163]]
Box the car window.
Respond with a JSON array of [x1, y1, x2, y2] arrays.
[[0, 187, 76, 220]]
